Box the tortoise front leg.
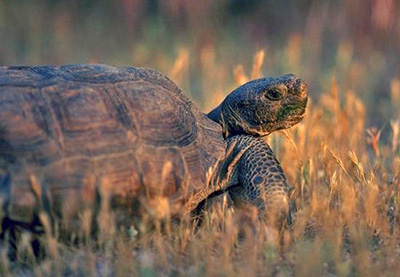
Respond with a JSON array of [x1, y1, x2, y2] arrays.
[[225, 135, 292, 224], [0, 172, 46, 260], [0, 171, 11, 226], [191, 135, 293, 225]]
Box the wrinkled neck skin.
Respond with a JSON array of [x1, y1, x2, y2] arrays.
[[208, 100, 252, 138], [208, 103, 232, 138], [207, 104, 223, 125]]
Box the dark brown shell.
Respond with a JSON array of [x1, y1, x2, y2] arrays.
[[0, 64, 225, 223]]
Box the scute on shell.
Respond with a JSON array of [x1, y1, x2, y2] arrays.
[[0, 64, 225, 224]]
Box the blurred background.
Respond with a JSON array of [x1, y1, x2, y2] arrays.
[[1, 0, 400, 136]]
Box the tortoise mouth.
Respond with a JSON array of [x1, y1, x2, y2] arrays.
[[249, 104, 307, 137], [263, 106, 306, 135], [278, 98, 307, 120], [284, 114, 305, 126]]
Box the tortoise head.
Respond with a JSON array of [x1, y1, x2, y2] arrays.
[[209, 74, 308, 137]]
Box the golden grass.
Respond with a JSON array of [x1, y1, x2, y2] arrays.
[[2, 47, 400, 276]]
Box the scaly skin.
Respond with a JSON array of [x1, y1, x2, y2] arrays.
[[226, 135, 290, 211], [208, 74, 308, 138], [203, 74, 307, 220], [192, 135, 292, 223]]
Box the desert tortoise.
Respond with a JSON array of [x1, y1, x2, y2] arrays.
[[0, 64, 307, 233]]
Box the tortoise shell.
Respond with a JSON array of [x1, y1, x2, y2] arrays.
[[0, 64, 225, 224]]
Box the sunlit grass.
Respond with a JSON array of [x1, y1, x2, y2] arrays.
[[1, 46, 400, 276], [2, 1, 400, 274]]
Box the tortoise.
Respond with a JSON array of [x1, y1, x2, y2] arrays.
[[0, 64, 308, 236]]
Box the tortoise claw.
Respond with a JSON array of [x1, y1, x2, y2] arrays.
[[0, 171, 11, 215], [388, 205, 395, 235], [286, 200, 297, 226]]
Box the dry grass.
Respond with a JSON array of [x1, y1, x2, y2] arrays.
[[2, 1, 400, 275], [1, 49, 400, 277]]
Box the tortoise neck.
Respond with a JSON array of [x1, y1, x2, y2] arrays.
[[207, 104, 223, 125]]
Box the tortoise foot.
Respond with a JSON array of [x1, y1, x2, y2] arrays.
[[0, 215, 45, 261]]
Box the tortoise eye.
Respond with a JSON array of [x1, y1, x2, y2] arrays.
[[266, 89, 283, 101]]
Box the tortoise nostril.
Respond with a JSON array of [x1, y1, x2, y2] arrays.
[[283, 73, 296, 79], [295, 79, 308, 99]]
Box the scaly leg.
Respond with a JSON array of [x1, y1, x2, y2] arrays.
[[225, 135, 292, 224]]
